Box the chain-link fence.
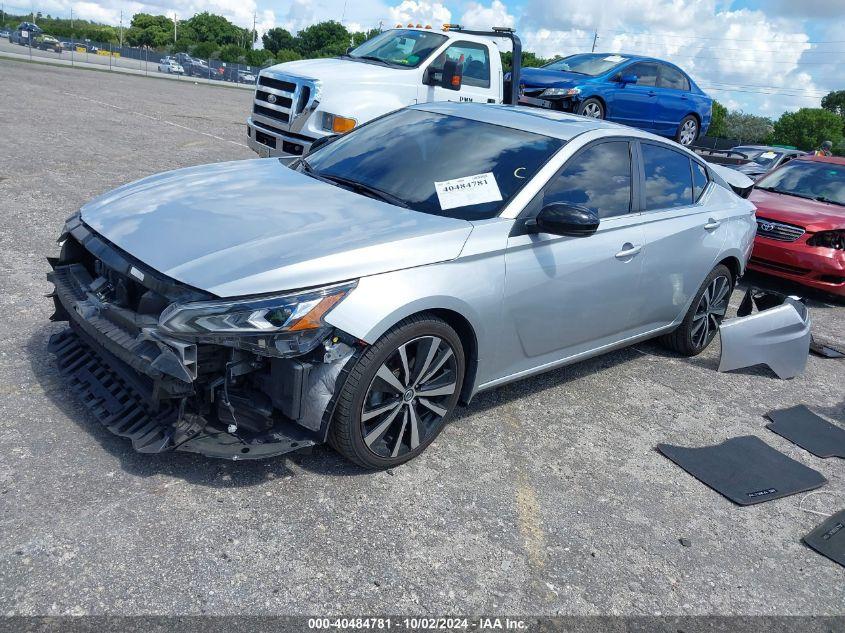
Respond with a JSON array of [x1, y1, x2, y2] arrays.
[[1, 29, 268, 89]]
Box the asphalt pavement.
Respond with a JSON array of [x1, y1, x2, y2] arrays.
[[0, 59, 843, 616]]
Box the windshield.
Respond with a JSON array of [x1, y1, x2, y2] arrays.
[[346, 29, 448, 68], [543, 53, 629, 76], [734, 147, 782, 169], [757, 161, 845, 206], [302, 109, 565, 220]]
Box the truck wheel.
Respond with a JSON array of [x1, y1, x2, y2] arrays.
[[660, 264, 733, 356], [676, 115, 699, 146], [577, 98, 605, 119], [329, 314, 465, 469]]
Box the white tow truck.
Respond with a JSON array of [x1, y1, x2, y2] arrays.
[[246, 25, 523, 159]]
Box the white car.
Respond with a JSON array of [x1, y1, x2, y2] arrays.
[[158, 59, 184, 74]]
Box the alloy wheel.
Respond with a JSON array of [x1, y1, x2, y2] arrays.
[[691, 275, 731, 349], [582, 102, 603, 118], [679, 119, 698, 145], [360, 336, 458, 459]]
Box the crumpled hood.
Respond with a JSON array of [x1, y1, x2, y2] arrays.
[[749, 188, 845, 233], [80, 159, 473, 297], [267, 57, 409, 88], [520, 68, 585, 90]]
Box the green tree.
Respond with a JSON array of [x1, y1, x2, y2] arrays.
[[708, 100, 728, 137], [218, 43, 246, 63], [262, 27, 296, 54], [191, 40, 219, 60], [245, 48, 275, 67], [351, 28, 381, 48], [296, 20, 350, 57], [183, 12, 247, 47], [770, 108, 845, 151], [723, 110, 773, 143], [273, 48, 303, 64], [821, 90, 845, 119], [500, 51, 554, 72]]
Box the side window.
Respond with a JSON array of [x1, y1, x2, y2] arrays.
[[642, 143, 694, 210], [692, 161, 708, 202], [625, 62, 658, 87], [432, 41, 490, 88], [658, 64, 690, 91], [544, 141, 632, 219]]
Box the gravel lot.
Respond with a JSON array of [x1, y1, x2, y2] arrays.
[[1, 60, 843, 617]]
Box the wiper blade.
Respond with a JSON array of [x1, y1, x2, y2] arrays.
[[756, 186, 815, 200], [321, 173, 409, 208], [815, 195, 845, 207]]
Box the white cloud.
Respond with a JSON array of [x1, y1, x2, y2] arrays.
[[460, 0, 515, 30], [388, 1, 451, 27]]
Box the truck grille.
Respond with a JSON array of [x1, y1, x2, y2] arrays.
[[253, 72, 315, 129], [756, 217, 805, 242]]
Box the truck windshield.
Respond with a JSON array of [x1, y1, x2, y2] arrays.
[[346, 29, 448, 68], [301, 109, 565, 220], [543, 53, 629, 76]]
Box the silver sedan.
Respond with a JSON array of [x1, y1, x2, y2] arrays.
[[48, 103, 756, 468]]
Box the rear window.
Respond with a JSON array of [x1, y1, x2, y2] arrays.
[[304, 109, 565, 220]]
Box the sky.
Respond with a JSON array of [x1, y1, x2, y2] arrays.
[[11, 0, 845, 117]]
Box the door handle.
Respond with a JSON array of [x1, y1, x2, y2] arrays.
[[704, 218, 721, 230], [615, 243, 642, 259]]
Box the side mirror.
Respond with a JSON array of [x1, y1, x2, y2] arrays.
[[527, 203, 600, 237], [441, 58, 463, 91], [620, 74, 638, 84]]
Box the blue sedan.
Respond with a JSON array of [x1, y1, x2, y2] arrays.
[[518, 53, 712, 146]]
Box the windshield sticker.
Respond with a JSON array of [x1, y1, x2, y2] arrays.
[[603, 55, 626, 63], [435, 172, 503, 210], [760, 151, 778, 159]]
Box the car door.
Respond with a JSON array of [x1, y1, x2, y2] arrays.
[[606, 62, 658, 130], [636, 142, 731, 330], [653, 63, 692, 136], [419, 40, 495, 104], [499, 140, 649, 379]]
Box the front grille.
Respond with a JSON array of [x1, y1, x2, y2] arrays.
[[756, 217, 805, 242], [749, 256, 811, 276], [253, 72, 317, 129]]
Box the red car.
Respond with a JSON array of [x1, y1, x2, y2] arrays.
[[747, 155, 845, 297]]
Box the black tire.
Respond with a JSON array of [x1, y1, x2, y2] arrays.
[[329, 313, 465, 469], [660, 264, 733, 356], [577, 98, 605, 119], [676, 114, 699, 146]]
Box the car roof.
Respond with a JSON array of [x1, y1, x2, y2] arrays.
[[412, 101, 680, 143], [796, 154, 845, 166]]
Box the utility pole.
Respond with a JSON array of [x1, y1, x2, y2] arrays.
[[252, 12, 256, 47], [591, 30, 598, 52], [174, 12, 177, 43], [119, 10, 123, 47]]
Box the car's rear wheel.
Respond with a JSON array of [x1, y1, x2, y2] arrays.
[[578, 98, 605, 119], [660, 264, 733, 356], [329, 314, 465, 469], [676, 115, 699, 146]]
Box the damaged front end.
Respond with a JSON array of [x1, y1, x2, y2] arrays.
[[47, 214, 361, 460]]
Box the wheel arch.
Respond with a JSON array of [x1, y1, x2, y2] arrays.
[[425, 308, 479, 406], [580, 94, 607, 115], [717, 255, 742, 283]]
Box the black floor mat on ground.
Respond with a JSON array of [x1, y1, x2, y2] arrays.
[[803, 510, 845, 568], [766, 405, 845, 459], [657, 435, 827, 505]]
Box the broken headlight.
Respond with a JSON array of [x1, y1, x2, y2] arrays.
[[158, 281, 356, 357], [807, 230, 845, 251]]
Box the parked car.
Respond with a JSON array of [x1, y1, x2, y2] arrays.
[[517, 53, 712, 146], [247, 25, 524, 159], [10, 21, 41, 46], [158, 59, 184, 74], [0, 30, 10, 39], [237, 70, 257, 84], [35, 34, 62, 53], [748, 155, 845, 297], [47, 103, 754, 468], [728, 145, 807, 181]]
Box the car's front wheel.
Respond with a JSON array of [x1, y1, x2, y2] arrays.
[[577, 98, 605, 119], [676, 115, 699, 146], [660, 264, 733, 356], [329, 314, 465, 469]]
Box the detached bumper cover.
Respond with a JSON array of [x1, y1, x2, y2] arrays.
[[718, 289, 811, 379]]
